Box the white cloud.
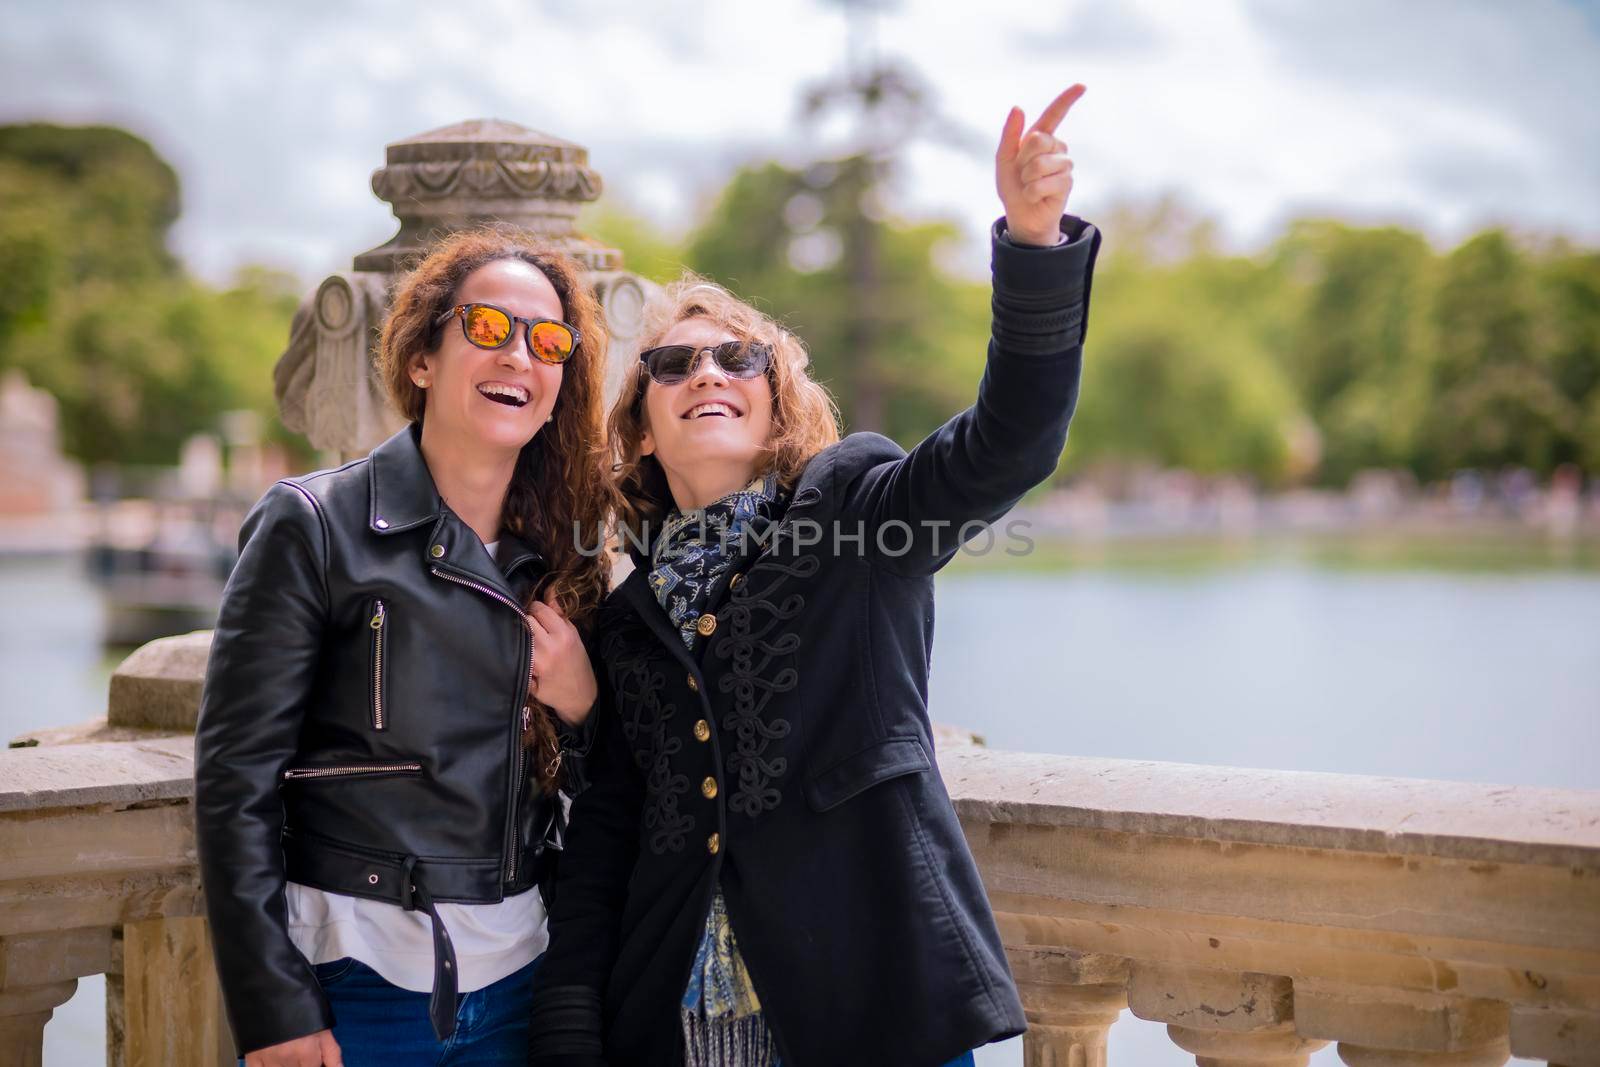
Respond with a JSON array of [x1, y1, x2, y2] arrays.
[[2, 0, 1595, 286]]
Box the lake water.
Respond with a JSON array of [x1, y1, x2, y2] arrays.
[[7, 545, 1593, 1066]]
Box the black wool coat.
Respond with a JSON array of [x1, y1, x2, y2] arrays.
[[530, 213, 1102, 1067]]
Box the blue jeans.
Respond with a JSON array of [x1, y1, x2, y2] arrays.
[[240, 954, 541, 1066], [775, 1052, 973, 1067]]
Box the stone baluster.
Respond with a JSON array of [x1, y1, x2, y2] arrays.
[[1508, 1005, 1600, 1067], [0, 928, 113, 1067], [1007, 945, 1128, 1067], [1127, 962, 1327, 1066], [1294, 980, 1510, 1066]]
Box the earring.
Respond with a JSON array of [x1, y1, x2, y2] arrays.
[[413, 376, 428, 388], [545, 413, 554, 423]]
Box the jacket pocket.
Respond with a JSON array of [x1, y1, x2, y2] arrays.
[[803, 736, 931, 812], [281, 761, 423, 782], [368, 598, 389, 730]]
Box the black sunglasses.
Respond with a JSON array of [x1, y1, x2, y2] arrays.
[[638, 340, 772, 385], [434, 303, 580, 365]]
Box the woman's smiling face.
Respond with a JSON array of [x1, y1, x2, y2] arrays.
[[413, 258, 566, 455], [640, 316, 775, 484]]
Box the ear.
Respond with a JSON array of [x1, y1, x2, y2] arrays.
[[639, 424, 656, 457], [409, 351, 433, 386]]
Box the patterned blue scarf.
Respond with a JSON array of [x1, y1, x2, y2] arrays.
[[648, 471, 787, 1067], [648, 471, 786, 648]]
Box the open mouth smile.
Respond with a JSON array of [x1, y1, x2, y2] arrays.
[[682, 401, 741, 420], [477, 382, 530, 408]]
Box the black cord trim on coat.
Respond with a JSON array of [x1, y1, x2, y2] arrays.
[[604, 624, 692, 854], [709, 554, 820, 818]]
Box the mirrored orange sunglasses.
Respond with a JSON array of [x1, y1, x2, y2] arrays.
[[434, 303, 580, 365]]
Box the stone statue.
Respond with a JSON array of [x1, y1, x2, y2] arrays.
[[275, 119, 655, 461]]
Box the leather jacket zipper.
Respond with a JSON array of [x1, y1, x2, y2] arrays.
[[369, 599, 388, 730], [431, 566, 537, 883], [282, 761, 422, 781]]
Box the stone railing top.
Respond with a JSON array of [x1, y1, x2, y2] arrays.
[[941, 746, 1600, 871], [0, 734, 192, 813], [4, 732, 1596, 874]]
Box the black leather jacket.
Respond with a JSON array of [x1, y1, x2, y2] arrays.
[[194, 423, 590, 1056]]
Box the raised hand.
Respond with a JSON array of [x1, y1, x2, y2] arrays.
[[995, 85, 1085, 247]]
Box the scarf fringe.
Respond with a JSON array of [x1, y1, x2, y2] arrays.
[[682, 1008, 781, 1067]]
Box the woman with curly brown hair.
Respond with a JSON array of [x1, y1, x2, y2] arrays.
[[195, 229, 612, 1067], [530, 86, 1101, 1066]]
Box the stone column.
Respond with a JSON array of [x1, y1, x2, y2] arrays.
[[1007, 945, 1128, 1067], [1294, 980, 1510, 1067], [274, 118, 658, 461], [119, 917, 232, 1067], [1127, 962, 1327, 1067]]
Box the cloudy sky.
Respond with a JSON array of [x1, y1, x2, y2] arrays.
[[4, 0, 1598, 286]]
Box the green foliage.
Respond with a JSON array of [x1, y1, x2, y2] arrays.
[[585, 174, 1600, 486], [0, 124, 302, 467], [685, 157, 987, 443], [1413, 230, 1586, 477], [6, 120, 1597, 486], [0, 124, 180, 285], [1065, 259, 1304, 482], [578, 202, 693, 286]]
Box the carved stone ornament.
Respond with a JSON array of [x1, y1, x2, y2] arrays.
[[274, 119, 659, 460]]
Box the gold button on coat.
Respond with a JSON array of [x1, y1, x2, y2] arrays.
[[729, 572, 744, 590], [687, 675, 698, 692], [707, 832, 720, 855], [701, 776, 718, 799], [430, 544, 445, 558], [695, 613, 717, 636], [693, 719, 712, 742]]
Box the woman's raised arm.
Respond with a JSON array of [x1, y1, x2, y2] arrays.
[[842, 86, 1102, 576]]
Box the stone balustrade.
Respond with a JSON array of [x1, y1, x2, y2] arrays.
[[2, 632, 1596, 1067]]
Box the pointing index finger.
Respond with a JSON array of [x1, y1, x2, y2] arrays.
[[1028, 84, 1086, 137]]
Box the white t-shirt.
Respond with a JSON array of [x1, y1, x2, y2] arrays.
[[285, 538, 547, 992]]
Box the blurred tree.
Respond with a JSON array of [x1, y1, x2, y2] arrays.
[[0, 124, 302, 467], [1269, 221, 1434, 482], [1537, 247, 1600, 443], [1064, 231, 1305, 484], [687, 159, 989, 446], [788, 0, 981, 433], [577, 202, 690, 286], [0, 123, 180, 284], [1417, 230, 1582, 475]]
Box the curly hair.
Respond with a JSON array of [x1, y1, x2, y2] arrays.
[[608, 275, 842, 548], [378, 227, 614, 795]]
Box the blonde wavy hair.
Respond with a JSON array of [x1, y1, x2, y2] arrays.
[[378, 227, 614, 795], [608, 275, 841, 546]]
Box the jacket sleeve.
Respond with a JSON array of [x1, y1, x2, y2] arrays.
[[528, 662, 643, 1067], [548, 625, 607, 798], [193, 480, 336, 1056], [841, 212, 1101, 576]]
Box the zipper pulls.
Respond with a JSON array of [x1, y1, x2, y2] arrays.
[[431, 564, 540, 884], [370, 598, 388, 731], [282, 761, 422, 781]]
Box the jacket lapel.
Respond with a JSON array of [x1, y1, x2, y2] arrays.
[[366, 422, 537, 604], [615, 567, 702, 678]]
